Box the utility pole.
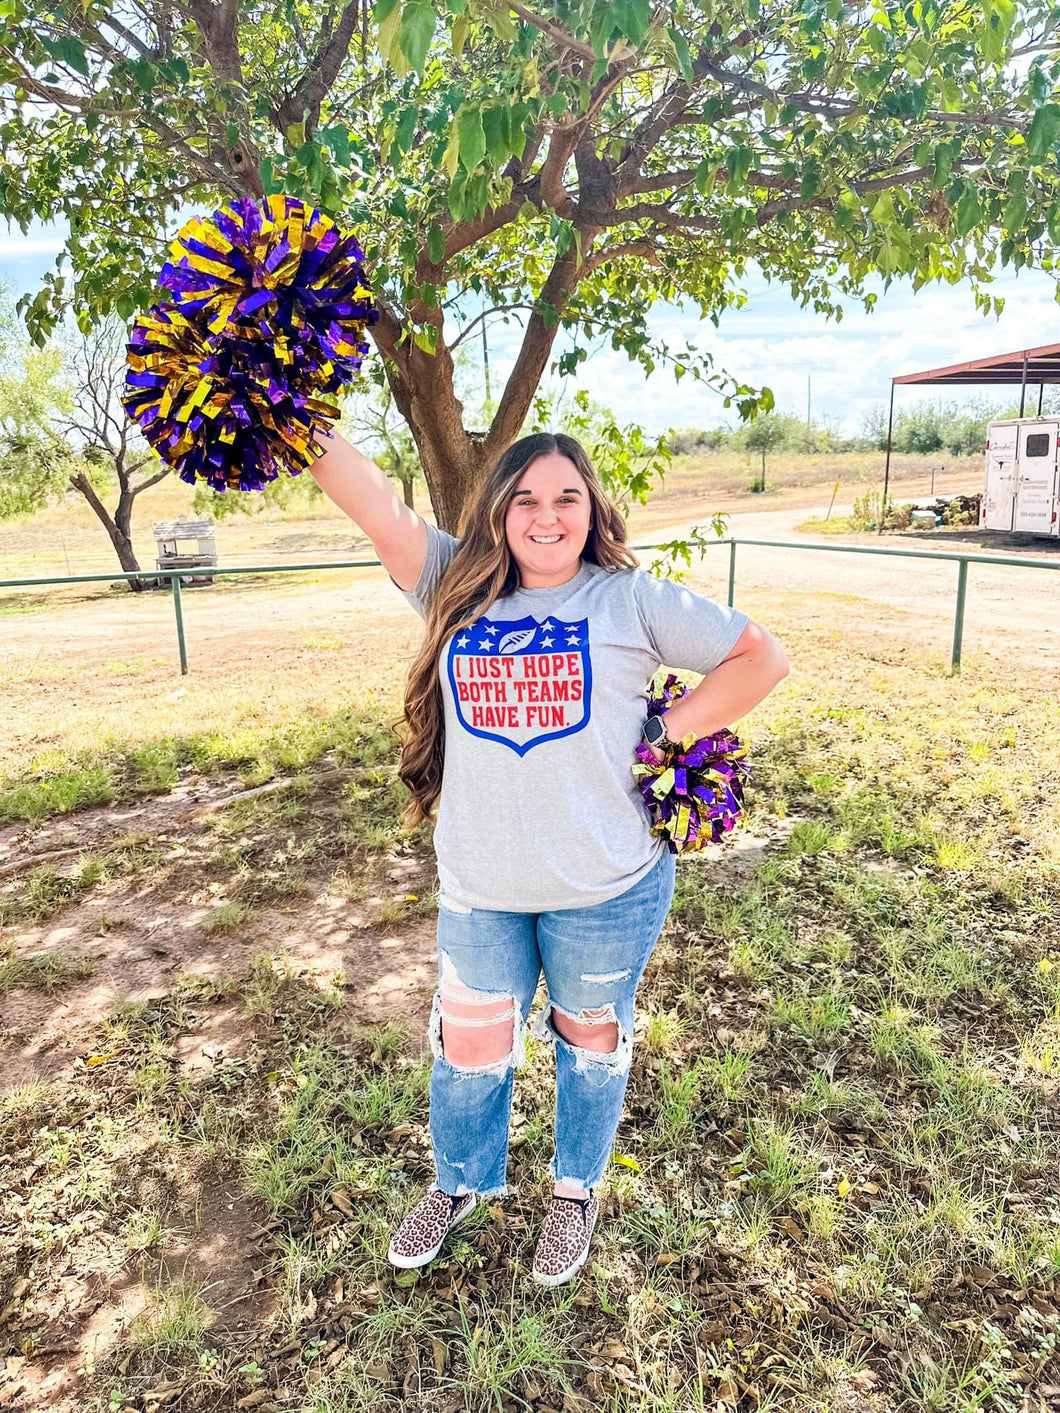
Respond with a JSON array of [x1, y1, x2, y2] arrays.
[[806, 374, 812, 449]]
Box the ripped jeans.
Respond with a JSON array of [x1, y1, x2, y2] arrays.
[[426, 846, 676, 1199]]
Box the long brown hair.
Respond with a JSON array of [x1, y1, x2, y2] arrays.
[[397, 433, 639, 828]]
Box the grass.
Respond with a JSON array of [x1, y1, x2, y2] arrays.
[[0, 706, 407, 823], [1, 607, 1058, 1412]]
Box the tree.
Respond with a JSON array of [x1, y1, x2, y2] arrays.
[[738, 410, 788, 492], [54, 318, 171, 583], [0, 300, 170, 582], [3, 1, 1059, 534]]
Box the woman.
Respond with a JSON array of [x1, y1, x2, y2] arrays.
[[309, 427, 789, 1286]]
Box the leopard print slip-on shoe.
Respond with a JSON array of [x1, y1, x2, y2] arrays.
[[387, 1186, 480, 1269], [530, 1189, 601, 1286]]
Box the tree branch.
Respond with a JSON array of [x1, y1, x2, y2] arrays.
[[273, 0, 361, 136], [697, 59, 1029, 134], [507, 2, 596, 61], [581, 239, 664, 275], [131, 464, 171, 495], [484, 230, 596, 460], [447, 304, 536, 352]]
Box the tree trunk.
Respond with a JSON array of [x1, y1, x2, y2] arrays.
[[760, 448, 766, 493], [377, 336, 486, 534], [368, 237, 588, 533], [400, 473, 414, 509], [69, 472, 145, 589]]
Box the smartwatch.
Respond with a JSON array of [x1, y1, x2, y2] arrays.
[[641, 714, 673, 754]]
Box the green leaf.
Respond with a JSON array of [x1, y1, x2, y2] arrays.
[[954, 185, 980, 238], [447, 170, 467, 221], [611, 0, 650, 47], [427, 224, 446, 262], [440, 120, 461, 178], [1027, 104, 1060, 162], [394, 104, 418, 159], [57, 35, 89, 75], [411, 325, 437, 354], [320, 125, 351, 167], [482, 105, 509, 167], [668, 27, 693, 83], [1002, 192, 1028, 236], [725, 145, 754, 188], [456, 105, 486, 172], [376, 0, 409, 76], [399, 0, 435, 74], [694, 158, 714, 196], [588, 4, 617, 58]]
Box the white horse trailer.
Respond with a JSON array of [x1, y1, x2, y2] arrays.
[[980, 418, 1060, 537]]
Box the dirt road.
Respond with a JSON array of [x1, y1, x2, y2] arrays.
[[648, 500, 1060, 673], [3, 493, 1058, 777]]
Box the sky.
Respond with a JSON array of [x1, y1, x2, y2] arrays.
[[3, 213, 1058, 436]]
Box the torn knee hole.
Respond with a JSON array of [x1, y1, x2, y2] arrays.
[[552, 1011, 620, 1054], [431, 952, 528, 1072], [541, 1001, 620, 1053]]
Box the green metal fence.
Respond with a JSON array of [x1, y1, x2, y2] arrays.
[[3, 537, 1058, 677]]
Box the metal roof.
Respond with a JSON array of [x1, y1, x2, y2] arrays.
[[893, 342, 1060, 387], [152, 518, 216, 538]]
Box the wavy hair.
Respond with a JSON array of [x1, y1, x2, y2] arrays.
[[397, 432, 639, 827]]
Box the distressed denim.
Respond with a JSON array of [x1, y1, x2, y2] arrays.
[[425, 846, 676, 1198]]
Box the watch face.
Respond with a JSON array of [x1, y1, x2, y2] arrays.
[[644, 716, 666, 745]]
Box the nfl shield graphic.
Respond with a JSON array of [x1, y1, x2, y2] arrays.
[[446, 614, 592, 755]]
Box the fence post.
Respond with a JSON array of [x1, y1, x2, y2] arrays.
[[171, 573, 188, 675], [728, 540, 737, 608], [951, 559, 968, 674]]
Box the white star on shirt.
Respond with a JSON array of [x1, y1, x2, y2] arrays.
[[564, 624, 578, 631], [566, 634, 580, 645], [456, 635, 470, 648], [478, 639, 491, 649], [541, 636, 554, 647], [485, 625, 498, 635], [540, 619, 554, 631]]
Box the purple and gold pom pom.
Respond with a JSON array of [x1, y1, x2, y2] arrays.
[[632, 673, 750, 855], [122, 194, 378, 492]]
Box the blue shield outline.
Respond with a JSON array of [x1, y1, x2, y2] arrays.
[[446, 613, 592, 756]]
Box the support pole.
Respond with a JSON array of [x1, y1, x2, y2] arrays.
[[727, 540, 737, 608], [172, 572, 188, 675], [1019, 351, 1028, 417], [1038, 382, 1045, 416], [880, 381, 895, 535], [951, 559, 968, 675]]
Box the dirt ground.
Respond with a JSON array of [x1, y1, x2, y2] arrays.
[[2, 464, 1057, 781]]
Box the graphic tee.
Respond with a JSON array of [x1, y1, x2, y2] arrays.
[[394, 520, 749, 912]]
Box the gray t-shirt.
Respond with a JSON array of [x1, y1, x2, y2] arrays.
[[393, 520, 749, 911]]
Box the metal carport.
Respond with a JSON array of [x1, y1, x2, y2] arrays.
[[881, 341, 1060, 530]]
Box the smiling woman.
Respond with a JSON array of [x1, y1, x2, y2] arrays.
[[307, 426, 788, 1284], [504, 455, 593, 589]]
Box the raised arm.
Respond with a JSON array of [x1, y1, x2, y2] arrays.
[[308, 428, 427, 592]]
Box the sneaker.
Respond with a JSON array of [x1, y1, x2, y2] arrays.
[[531, 1189, 601, 1286], [387, 1187, 480, 1269]]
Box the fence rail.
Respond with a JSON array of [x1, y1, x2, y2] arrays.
[[3, 537, 1058, 676]]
